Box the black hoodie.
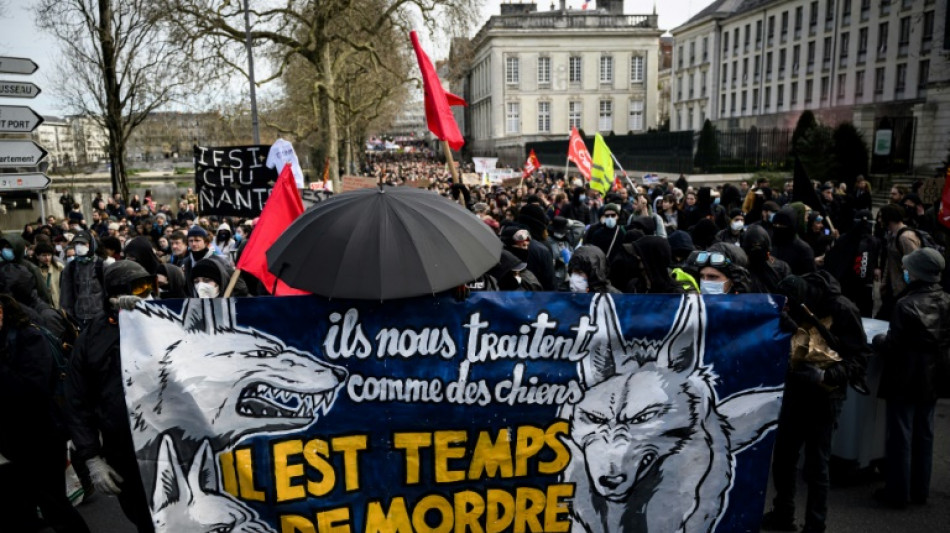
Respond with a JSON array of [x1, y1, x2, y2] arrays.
[[568, 245, 620, 293], [770, 208, 816, 275]]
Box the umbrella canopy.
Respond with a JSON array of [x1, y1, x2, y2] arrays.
[[266, 186, 502, 300]]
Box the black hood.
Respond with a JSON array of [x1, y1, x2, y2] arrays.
[[156, 263, 186, 299], [123, 236, 161, 276], [568, 245, 611, 291], [632, 236, 678, 293]]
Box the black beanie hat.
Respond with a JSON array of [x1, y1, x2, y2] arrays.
[[517, 204, 548, 238], [34, 242, 55, 256]]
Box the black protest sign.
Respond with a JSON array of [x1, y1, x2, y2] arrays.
[[194, 145, 278, 217]]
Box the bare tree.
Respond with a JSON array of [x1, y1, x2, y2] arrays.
[[35, 0, 200, 200], [162, 0, 478, 191]]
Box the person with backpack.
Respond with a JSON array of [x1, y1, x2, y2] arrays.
[[872, 248, 950, 508], [875, 205, 920, 320], [59, 231, 105, 329], [0, 294, 91, 533]]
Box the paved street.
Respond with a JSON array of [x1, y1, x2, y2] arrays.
[[46, 400, 949, 532]]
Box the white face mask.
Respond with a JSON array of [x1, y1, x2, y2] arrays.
[[730, 220, 744, 232], [513, 274, 522, 286], [604, 216, 617, 229], [700, 280, 727, 294], [75, 244, 89, 257], [195, 281, 220, 299], [569, 273, 589, 293]]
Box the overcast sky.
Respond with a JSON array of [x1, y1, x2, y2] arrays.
[[0, 0, 704, 116]]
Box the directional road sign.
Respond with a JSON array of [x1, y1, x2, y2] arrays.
[[0, 172, 51, 191], [0, 105, 44, 133], [0, 80, 41, 99], [0, 57, 39, 75], [0, 140, 48, 168]]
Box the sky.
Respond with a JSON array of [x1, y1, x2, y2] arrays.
[[0, 0, 705, 116]]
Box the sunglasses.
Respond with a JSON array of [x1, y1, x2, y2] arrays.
[[688, 251, 731, 268], [129, 277, 156, 297], [603, 213, 618, 218]]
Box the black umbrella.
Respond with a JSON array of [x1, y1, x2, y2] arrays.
[[266, 186, 502, 300]]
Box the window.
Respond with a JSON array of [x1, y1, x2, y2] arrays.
[[598, 100, 613, 132], [537, 56, 551, 84], [781, 11, 789, 40], [754, 54, 761, 79], [765, 86, 771, 109], [874, 67, 885, 95], [840, 32, 850, 63], [918, 60, 930, 90], [878, 22, 888, 57], [790, 82, 797, 105], [777, 84, 784, 107], [860, 0, 870, 20], [537, 101, 550, 132], [855, 70, 865, 97], [753, 88, 759, 109], [779, 48, 786, 76], [820, 76, 829, 100], [823, 36, 832, 64], [842, 0, 852, 23], [677, 75, 683, 100], [741, 90, 748, 111], [733, 60, 738, 83], [810, 1, 818, 28], [723, 32, 729, 53], [569, 56, 582, 83], [895, 63, 907, 94], [922, 11, 935, 52], [506, 102, 520, 133], [678, 45, 684, 68], [630, 55, 644, 83], [600, 55, 613, 83], [808, 41, 816, 69], [837, 73, 847, 99], [744, 24, 751, 49], [702, 37, 709, 60], [826, 0, 835, 22], [720, 94, 726, 115], [767, 16, 775, 41], [701, 71, 707, 95], [628, 100, 644, 131], [792, 44, 800, 71], [795, 6, 803, 34], [806, 79, 814, 102], [722, 63, 728, 86], [755, 21, 762, 47], [690, 42, 696, 64], [766, 51, 773, 77], [730, 93, 736, 114], [505, 57, 520, 84], [898, 16, 910, 56], [734, 28, 740, 51], [568, 101, 582, 129], [858, 27, 868, 60], [880, 0, 891, 16], [689, 73, 695, 97]]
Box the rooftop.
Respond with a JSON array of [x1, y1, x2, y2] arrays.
[[471, 10, 660, 47]]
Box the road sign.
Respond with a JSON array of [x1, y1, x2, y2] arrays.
[[0, 105, 44, 133], [0, 172, 50, 191], [0, 57, 39, 75], [0, 140, 48, 168], [0, 80, 41, 99]]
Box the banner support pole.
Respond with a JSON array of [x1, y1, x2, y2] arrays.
[[223, 269, 242, 298]]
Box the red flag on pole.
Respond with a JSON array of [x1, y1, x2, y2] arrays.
[[410, 31, 466, 151], [236, 164, 310, 296], [940, 167, 950, 230], [568, 127, 592, 180], [523, 149, 541, 178]]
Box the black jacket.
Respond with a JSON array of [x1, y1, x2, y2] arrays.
[[64, 312, 132, 463], [568, 245, 621, 294], [876, 282, 950, 402]]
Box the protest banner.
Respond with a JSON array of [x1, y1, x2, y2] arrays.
[[194, 145, 279, 217], [120, 293, 788, 533]]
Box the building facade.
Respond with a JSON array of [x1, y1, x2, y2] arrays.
[[453, 2, 662, 164], [671, 0, 949, 173], [34, 116, 78, 171]]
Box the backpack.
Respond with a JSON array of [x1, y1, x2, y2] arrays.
[[896, 227, 945, 255], [33, 323, 72, 419]]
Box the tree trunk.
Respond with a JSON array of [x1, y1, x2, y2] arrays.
[[98, 0, 128, 202], [321, 41, 340, 192]]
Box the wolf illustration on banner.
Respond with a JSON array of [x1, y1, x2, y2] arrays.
[[120, 293, 787, 532], [564, 294, 784, 533]]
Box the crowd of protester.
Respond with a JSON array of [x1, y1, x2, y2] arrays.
[[1, 152, 948, 532]]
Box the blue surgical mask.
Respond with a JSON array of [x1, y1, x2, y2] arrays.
[[700, 279, 727, 294], [234, 234, 243, 243], [713, 197, 721, 205], [903, 270, 911, 285], [768, 213, 775, 222], [579, 194, 587, 202], [604, 216, 617, 229], [0, 248, 14, 261]]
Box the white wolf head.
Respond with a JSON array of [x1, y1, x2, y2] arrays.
[[152, 434, 273, 533], [126, 299, 347, 446], [569, 294, 781, 505]]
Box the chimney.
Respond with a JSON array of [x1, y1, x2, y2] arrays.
[[559, 0, 566, 10]]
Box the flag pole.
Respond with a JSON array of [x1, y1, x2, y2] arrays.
[[223, 269, 242, 298], [564, 156, 571, 184], [442, 140, 460, 185], [610, 152, 636, 191]]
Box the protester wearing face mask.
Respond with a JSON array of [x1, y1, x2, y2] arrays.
[[565, 245, 621, 294], [212, 222, 238, 267], [752, 200, 780, 239], [59, 231, 105, 327], [582, 203, 626, 263], [0, 235, 53, 306], [33, 242, 65, 309], [189, 257, 248, 298], [686, 243, 752, 295], [715, 208, 746, 247]]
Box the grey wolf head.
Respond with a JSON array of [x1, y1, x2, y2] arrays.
[[127, 299, 347, 445], [152, 434, 273, 533], [567, 294, 782, 531]]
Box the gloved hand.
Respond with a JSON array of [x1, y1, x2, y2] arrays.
[[86, 456, 123, 495], [791, 363, 825, 385], [109, 295, 142, 311]]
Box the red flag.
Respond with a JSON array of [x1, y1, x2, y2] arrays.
[[237, 164, 310, 296], [410, 31, 466, 151], [523, 149, 541, 178], [568, 127, 592, 180], [940, 167, 950, 230]]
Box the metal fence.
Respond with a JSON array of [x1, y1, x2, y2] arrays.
[[713, 127, 792, 173]]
